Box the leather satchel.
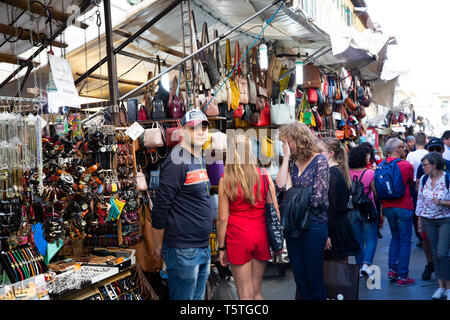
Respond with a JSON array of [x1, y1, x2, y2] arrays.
[[143, 122, 165, 148], [136, 169, 148, 191], [270, 103, 295, 125], [167, 69, 186, 119], [203, 90, 219, 116], [127, 98, 139, 122], [202, 22, 221, 87], [166, 120, 183, 147], [234, 41, 249, 105], [138, 104, 149, 121], [303, 63, 322, 88], [248, 77, 257, 104], [254, 101, 271, 126], [344, 96, 357, 111]]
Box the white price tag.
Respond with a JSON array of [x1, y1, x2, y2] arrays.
[[125, 122, 145, 141], [332, 112, 342, 121]]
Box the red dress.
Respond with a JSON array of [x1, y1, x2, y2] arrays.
[[225, 168, 271, 265]]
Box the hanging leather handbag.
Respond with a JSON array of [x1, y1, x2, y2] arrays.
[[127, 98, 139, 122], [307, 88, 318, 104], [249, 110, 260, 124], [228, 78, 240, 110], [233, 104, 244, 118], [143, 122, 165, 148], [256, 96, 266, 111], [344, 96, 357, 111], [138, 104, 149, 121], [254, 101, 271, 126], [261, 136, 275, 158], [148, 169, 160, 190], [207, 160, 225, 186], [211, 131, 227, 151], [203, 90, 220, 116], [166, 120, 183, 147], [303, 63, 322, 88], [234, 41, 249, 105], [202, 22, 221, 87], [271, 101, 295, 125], [167, 68, 186, 119], [248, 76, 257, 104], [136, 168, 148, 192]]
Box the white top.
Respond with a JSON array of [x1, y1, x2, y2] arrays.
[[406, 149, 429, 181], [416, 174, 450, 219], [444, 145, 450, 161]]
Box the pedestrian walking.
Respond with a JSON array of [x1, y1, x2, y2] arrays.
[[217, 135, 281, 300], [347, 146, 379, 278], [375, 138, 415, 286], [415, 138, 450, 281], [415, 152, 450, 300], [319, 138, 360, 263], [151, 110, 214, 300], [406, 133, 428, 248], [406, 135, 416, 153], [442, 130, 450, 161], [276, 122, 329, 300]]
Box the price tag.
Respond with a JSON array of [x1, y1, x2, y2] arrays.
[[332, 112, 342, 121], [125, 122, 145, 141]]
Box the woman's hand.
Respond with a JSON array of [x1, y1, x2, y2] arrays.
[[282, 140, 291, 160], [324, 237, 332, 251], [432, 198, 441, 205], [219, 250, 229, 267]]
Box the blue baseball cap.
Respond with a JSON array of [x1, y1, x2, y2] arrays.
[[181, 109, 211, 127]]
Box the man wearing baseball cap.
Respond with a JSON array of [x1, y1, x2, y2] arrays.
[[152, 109, 214, 300], [415, 137, 450, 282]]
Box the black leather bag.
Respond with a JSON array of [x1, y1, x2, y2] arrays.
[[151, 100, 167, 120], [262, 173, 284, 252], [279, 184, 313, 238], [323, 261, 360, 300], [127, 98, 138, 123]]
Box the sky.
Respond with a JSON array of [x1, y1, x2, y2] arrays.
[[365, 0, 450, 96]]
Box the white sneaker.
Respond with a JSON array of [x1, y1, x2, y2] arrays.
[[361, 264, 370, 278], [431, 288, 446, 300]]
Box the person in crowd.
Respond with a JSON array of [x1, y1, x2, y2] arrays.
[[442, 130, 450, 161], [217, 135, 281, 300], [415, 152, 450, 300], [347, 146, 379, 278], [375, 147, 384, 165], [319, 138, 360, 263], [276, 121, 329, 300], [380, 138, 415, 286], [406, 135, 416, 153], [406, 133, 428, 248], [415, 137, 450, 281], [361, 143, 384, 239], [360, 142, 378, 170], [152, 110, 214, 300]]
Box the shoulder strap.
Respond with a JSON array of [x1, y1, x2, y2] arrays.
[[446, 173, 449, 190], [421, 175, 429, 187], [358, 169, 368, 184]]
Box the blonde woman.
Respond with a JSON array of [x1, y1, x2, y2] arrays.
[[217, 135, 280, 300], [276, 121, 329, 300]]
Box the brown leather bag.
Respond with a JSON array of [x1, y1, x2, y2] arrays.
[[303, 63, 322, 88], [133, 201, 163, 273], [344, 96, 357, 111]]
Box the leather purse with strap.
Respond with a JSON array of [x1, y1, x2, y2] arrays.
[[234, 41, 249, 105]]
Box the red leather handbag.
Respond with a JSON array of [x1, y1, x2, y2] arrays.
[[307, 88, 318, 104], [166, 120, 183, 147], [255, 101, 270, 126], [233, 104, 244, 118], [138, 105, 149, 121]]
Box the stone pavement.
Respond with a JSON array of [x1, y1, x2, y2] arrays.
[[261, 222, 440, 300]]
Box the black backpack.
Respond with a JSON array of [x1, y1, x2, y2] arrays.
[[347, 169, 378, 223]]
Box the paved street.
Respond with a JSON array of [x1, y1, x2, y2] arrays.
[[261, 222, 439, 300]]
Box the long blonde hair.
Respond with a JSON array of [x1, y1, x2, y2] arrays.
[[320, 137, 351, 187], [223, 135, 262, 205]]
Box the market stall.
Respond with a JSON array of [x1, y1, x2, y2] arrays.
[[0, 0, 387, 300]]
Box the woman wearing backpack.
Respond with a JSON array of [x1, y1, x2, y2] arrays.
[[276, 122, 329, 300], [416, 152, 450, 300], [319, 138, 360, 263], [347, 146, 379, 278]]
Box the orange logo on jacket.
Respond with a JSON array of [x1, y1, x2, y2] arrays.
[[184, 169, 210, 185]]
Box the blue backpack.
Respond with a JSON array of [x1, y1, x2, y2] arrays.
[[374, 159, 407, 200]]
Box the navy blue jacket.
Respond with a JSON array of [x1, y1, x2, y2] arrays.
[[152, 145, 213, 248]]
